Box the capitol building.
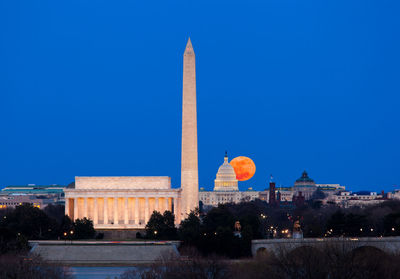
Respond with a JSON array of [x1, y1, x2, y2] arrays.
[[214, 152, 238, 192], [199, 153, 259, 206]]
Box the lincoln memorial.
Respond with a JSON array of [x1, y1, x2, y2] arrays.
[[64, 176, 181, 229]]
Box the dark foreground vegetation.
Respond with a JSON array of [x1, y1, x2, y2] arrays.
[[0, 204, 92, 278], [145, 199, 400, 258], [0, 199, 400, 278], [0, 204, 96, 253], [120, 243, 400, 279], [1, 199, 400, 258], [0, 254, 72, 279]]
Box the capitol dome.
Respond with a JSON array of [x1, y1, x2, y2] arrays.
[[214, 152, 239, 191]]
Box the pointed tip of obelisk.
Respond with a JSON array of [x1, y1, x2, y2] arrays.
[[184, 37, 194, 54]]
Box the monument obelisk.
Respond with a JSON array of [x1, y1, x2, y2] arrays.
[[181, 38, 199, 217]]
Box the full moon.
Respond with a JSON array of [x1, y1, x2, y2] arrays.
[[230, 156, 256, 181]]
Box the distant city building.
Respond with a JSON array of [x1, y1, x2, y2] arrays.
[[268, 182, 276, 205], [1, 184, 66, 198], [292, 171, 317, 199], [389, 189, 400, 200], [260, 172, 345, 205], [0, 195, 50, 209], [276, 188, 295, 202], [316, 184, 346, 197], [0, 184, 67, 209], [201, 168, 349, 208], [327, 190, 387, 208]]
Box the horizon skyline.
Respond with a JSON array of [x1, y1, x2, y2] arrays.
[[0, 166, 395, 194], [1, 1, 399, 193]]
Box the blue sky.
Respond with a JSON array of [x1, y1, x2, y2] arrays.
[[1, 0, 399, 192]]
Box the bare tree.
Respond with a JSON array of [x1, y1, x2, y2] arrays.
[[120, 247, 228, 279], [0, 254, 72, 279]]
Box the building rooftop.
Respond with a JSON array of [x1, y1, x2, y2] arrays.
[[1, 184, 66, 195], [295, 171, 315, 184]]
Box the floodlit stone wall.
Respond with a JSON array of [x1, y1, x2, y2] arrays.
[[75, 176, 171, 190]]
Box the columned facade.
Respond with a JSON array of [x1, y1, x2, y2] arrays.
[[64, 177, 182, 229], [65, 189, 181, 229]]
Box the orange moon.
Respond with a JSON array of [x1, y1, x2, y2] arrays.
[[229, 156, 256, 181]]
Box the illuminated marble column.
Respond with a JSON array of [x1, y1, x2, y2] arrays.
[[83, 198, 88, 219], [113, 198, 118, 225], [134, 198, 139, 225], [173, 198, 179, 220], [144, 198, 149, 224], [155, 198, 159, 212], [73, 198, 78, 221], [65, 198, 70, 217], [104, 198, 108, 225], [164, 198, 169, 213], [124, 198, 129, 225], [177, 197, 181, 223], [93, 198, 98, 225]]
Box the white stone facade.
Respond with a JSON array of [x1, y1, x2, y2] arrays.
[[214, 153, 238, 191], [75, 176, 171, 190], [199, 190, 259, 207], [65, 176, 181, 229], [181, 38, 199, 216], [326, 191, 386, 208]]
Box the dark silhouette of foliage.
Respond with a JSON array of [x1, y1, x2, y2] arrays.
[[178, 210, 201, 246], [43, 204, 66, 224], [0, 204, 58, 240], [120, 242, 400, 279], [173, 200, 400, 258], [145, 210, 178, 240], [0, 204, 96, 253], [73, 217, 95, 239], [0, 254, 73, 279], [383, 213, 400, 236]]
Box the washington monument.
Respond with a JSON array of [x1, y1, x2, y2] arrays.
[[181, 38, 199, 216], [64, 39, 199, 228]]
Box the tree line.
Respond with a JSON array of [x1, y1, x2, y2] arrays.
[[1, 198, 400, 258], [0, 204, 96, 253], [144, 198, 400, 258], [120, 242, 400, 279]]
